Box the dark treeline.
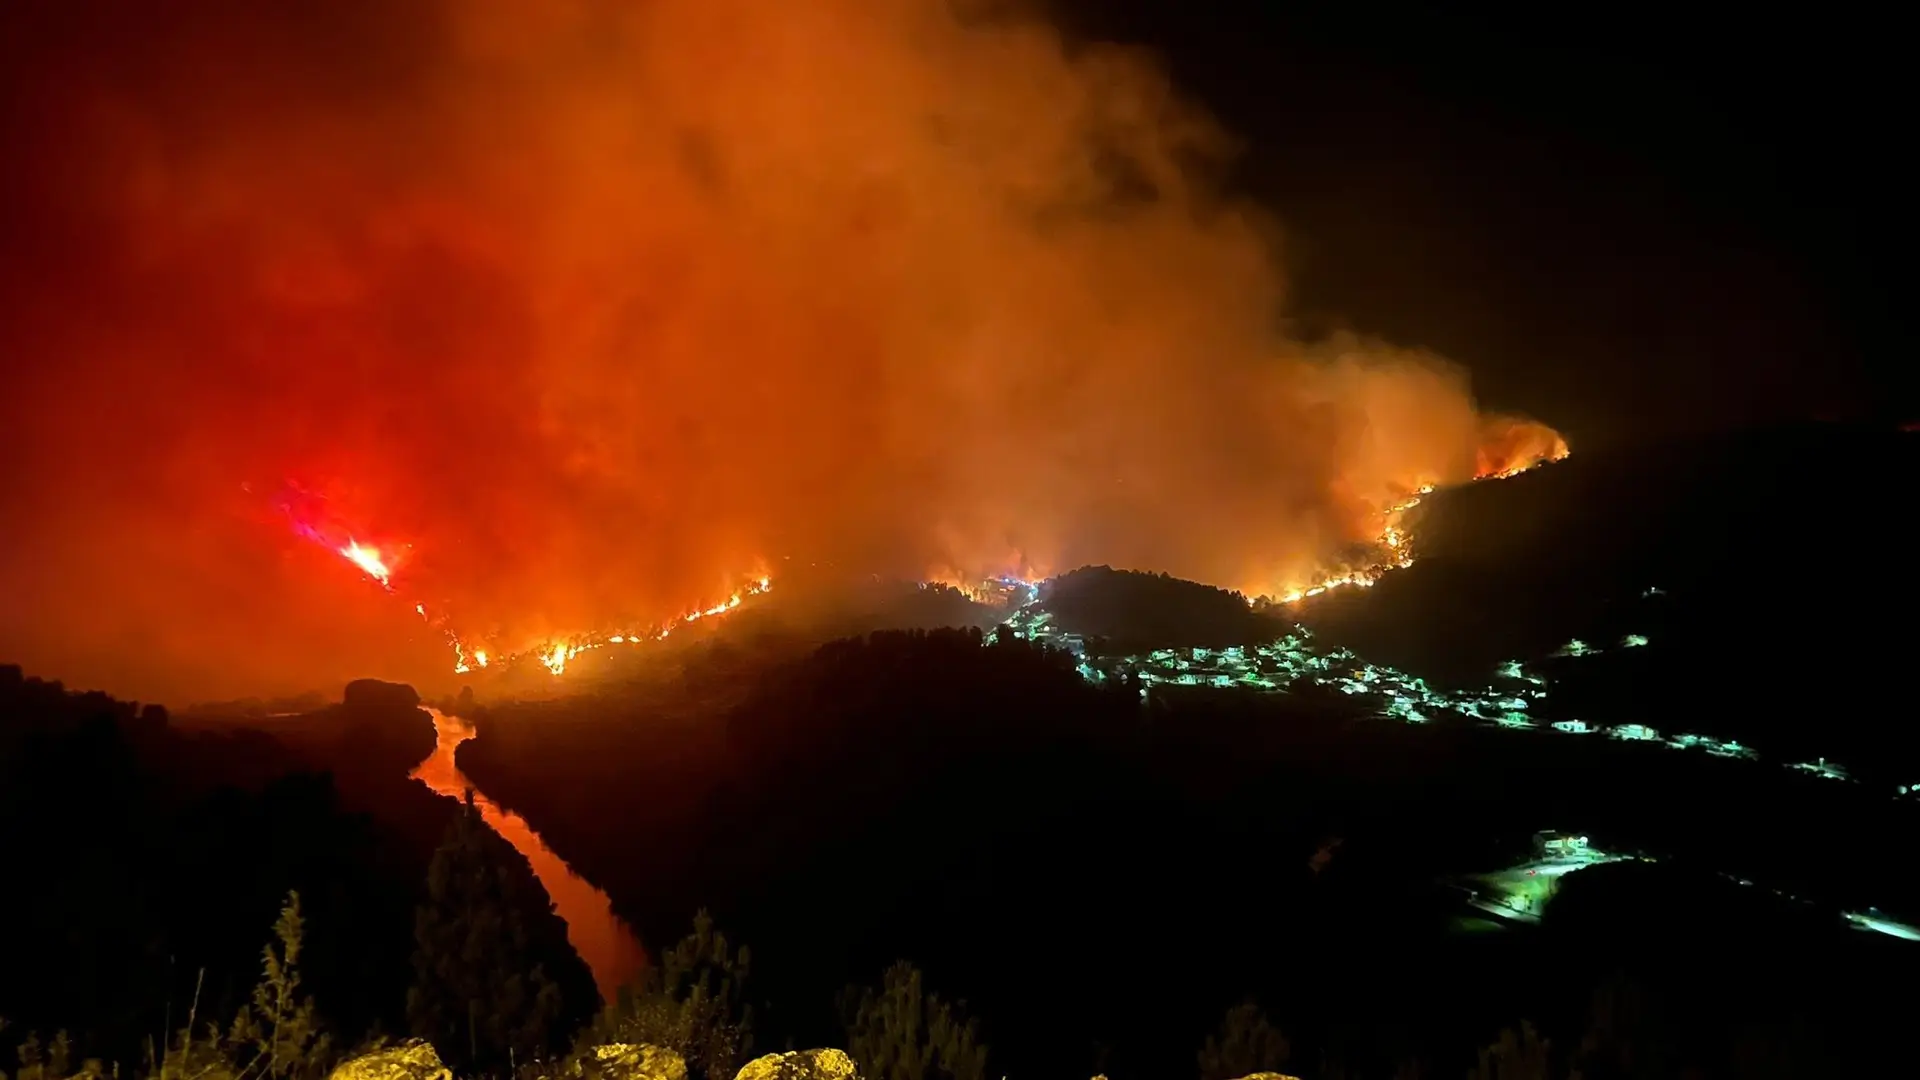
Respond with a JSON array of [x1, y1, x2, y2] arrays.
[[457, 628, 1913, 1078], [725, 577, 1005, 643], [1, 669, 398, 1049], [0, 668, 526, 1066], [1137, 686, 1920, 920], [6, 615, 1914, 1079]]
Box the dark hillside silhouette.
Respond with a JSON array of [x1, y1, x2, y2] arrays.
[[1, 667, 457, 1060], [7, 616, 1915, 1077], [454, 630, 1915, 1078], [729, 577, 1004, 642], [1038, 566, 1286, 651], [1301, 423, 1920, 770], [1534, 860, 1891, 1077]]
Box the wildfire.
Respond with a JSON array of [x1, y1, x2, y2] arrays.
[[277, 433, 1561, 679], [1256, 443, 1569, 607], [444, 579, 778, 677], [447, 572, 777, 677], [1476, 423, 1571, 481], [277, 484, 774, 678]]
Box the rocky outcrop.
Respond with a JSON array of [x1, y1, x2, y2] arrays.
[[344, 679, 423, 713], [573, 1043, 689, 1080], [327, 1041, 697, 1080], [734, 1049, 859, 1080], [290, 680, 437, 784], [326, 1041, 452, 1080]]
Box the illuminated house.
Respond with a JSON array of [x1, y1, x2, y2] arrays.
[[1533, 830, 1591, 860]]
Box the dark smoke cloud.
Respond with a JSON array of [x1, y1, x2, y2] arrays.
[[0, 0, 1558, 703]]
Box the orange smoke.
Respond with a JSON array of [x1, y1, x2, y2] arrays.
[[1475, 416, 1572, 480], [0, 0, 1561, 703]]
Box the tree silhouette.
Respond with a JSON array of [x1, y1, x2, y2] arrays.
[[1197, 1001, 1290, 1080], [1469, 1023, 1563, 1080], [841, 964, 986, 1080], [225, 892, 331, 1080], [584, 910, 752, 1080], [407, 792, 597, 1075]]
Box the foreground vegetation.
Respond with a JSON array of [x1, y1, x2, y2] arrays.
[[6, 627, 1910, 1079], [0, 884, 1752, 1080]]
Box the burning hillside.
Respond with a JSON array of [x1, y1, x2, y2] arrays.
[[0, 0, 1563, 701]]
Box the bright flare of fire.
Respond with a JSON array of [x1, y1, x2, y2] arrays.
[[339, 540, 393, 590]]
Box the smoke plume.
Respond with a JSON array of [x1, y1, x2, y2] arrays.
[[0, 0, 1560, 702]]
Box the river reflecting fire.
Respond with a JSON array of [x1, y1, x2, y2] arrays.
[[411, 708, 646, 998]]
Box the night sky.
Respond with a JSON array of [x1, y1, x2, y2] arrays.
[[1058, 3, 1907, 445]]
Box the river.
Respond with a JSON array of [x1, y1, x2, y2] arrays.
[[410, 707, 647, 1000]]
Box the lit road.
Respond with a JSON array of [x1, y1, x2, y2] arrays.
[[1459, 852, 1920, 944], [1461, 856, 1615, 922], [1846, 912, 1920, 942]]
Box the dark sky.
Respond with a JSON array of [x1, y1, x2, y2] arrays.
[[1055, 2, 1908, 447]]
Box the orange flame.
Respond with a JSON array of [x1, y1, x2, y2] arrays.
[[447, 571, 776, 678], [308, 505, 773, 679], [1255, 437, 1569, 607]]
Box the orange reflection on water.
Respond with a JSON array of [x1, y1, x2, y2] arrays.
[[411, 708, 646, 998]]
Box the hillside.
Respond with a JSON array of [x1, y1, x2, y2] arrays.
[[0, 668, 452, 1059], [1034, 565, 1289, 652], [1297, 423, 1920, 769]]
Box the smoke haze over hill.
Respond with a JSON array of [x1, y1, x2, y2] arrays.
[[0, 0, 1558, 702]]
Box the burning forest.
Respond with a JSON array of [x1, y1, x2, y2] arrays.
[[0, 0, 1564, 703]]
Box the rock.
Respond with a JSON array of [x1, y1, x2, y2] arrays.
[[733, 1049, 859, 1080], [343, 679, 422, 713], [327, 1041, 451, 1080], [578, 1043, 688, 1080]]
